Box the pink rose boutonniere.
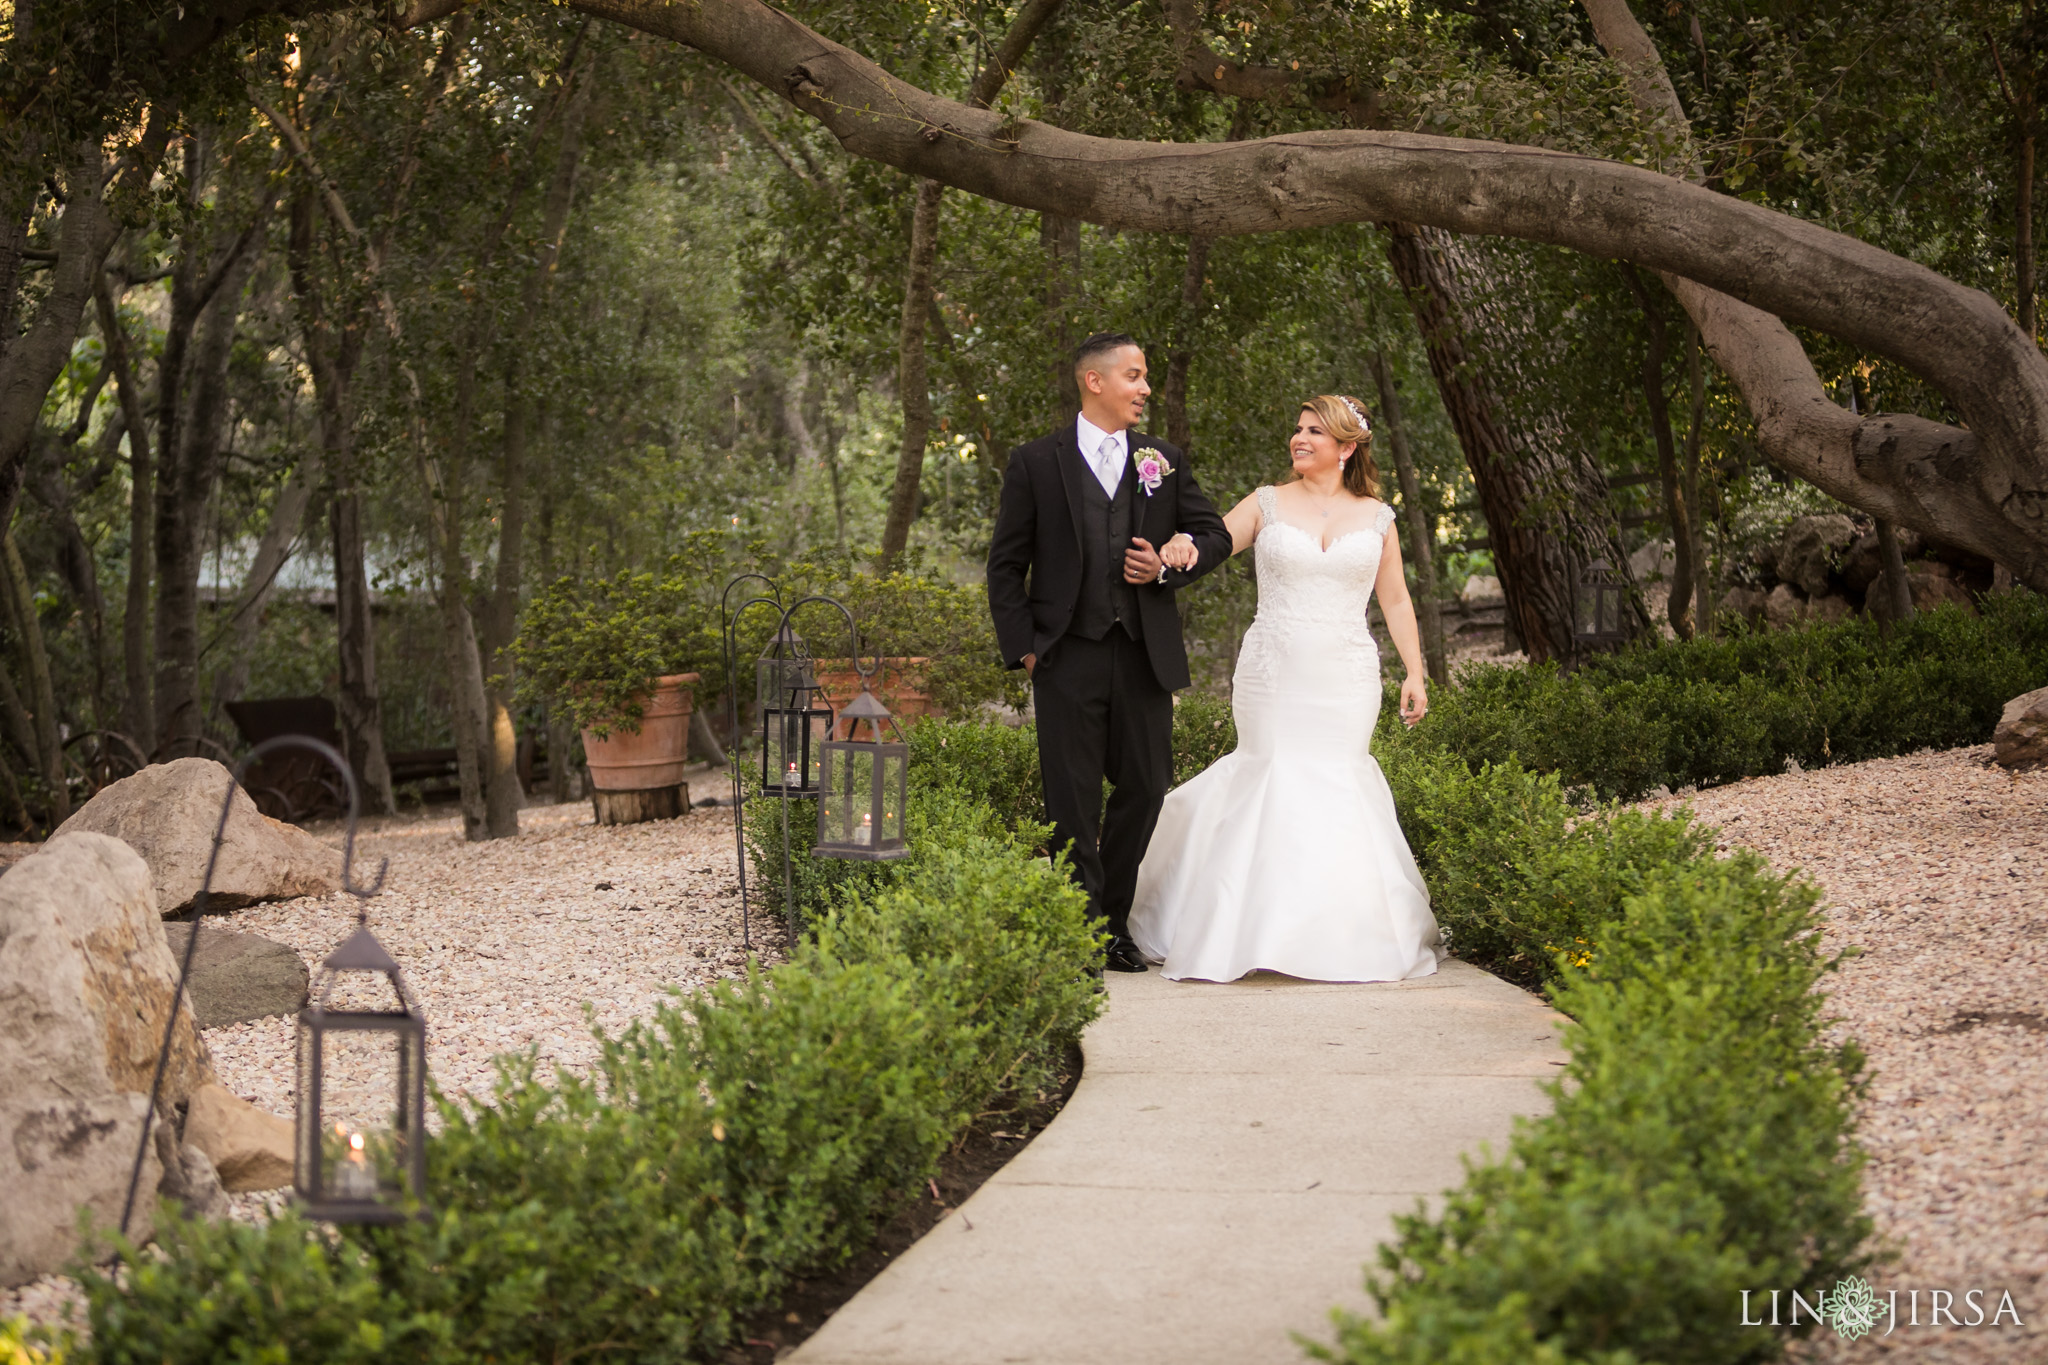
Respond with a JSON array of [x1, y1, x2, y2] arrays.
[[1134, 450, 1173, 496]]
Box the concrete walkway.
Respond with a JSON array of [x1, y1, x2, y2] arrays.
[[790, 961, 1568, 1365]]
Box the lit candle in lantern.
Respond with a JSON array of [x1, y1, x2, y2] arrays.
[[854, 812, 872, 846], [335, 1126, 379, 1199]]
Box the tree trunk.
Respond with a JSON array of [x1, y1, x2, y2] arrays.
[[28, 418, 120, 727], [330, 490, 396, 811], [879, 176, 945, 565], [1369, 349, 1448, 684], [209, 450, 321, 712], [1382, 222, 1644, 666], [2020, 128, 2036, 342], [1683, 322, 1712, 635], [0, 136, 141, 540], [0, 533, 68, 822], [153, 202, 265, 757], [286, 187, 396, 813], [94, 268, 156, 752], [1625, 266, 1696, 639], [1875, 518, 1915, 622], [1162, 235, 1214, 452]]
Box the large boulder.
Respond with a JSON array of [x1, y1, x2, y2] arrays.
[[1762, 583, 1807, 629], [1994, 686, 2048, 771], [1906, 561, 1979, 615], [1773, 514, 1857, 598], [0, 833, 216, 1286], [55, 757, 342, 917], [162, 923, 309, 1028]]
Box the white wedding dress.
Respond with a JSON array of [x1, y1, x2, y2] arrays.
[[1129, 487, 1442, 983]]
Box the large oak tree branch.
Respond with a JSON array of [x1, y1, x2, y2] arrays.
[[1577, 0, 2037, 587], [552, 0, 2048, 585]]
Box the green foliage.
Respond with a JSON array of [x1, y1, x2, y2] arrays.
[[1412, 594, 2048, 800], [77, 773, 1096, 1365], [1171, 692, 1240, 787], [1316, 858, 1870, 1365], [510, 532, 746, 734], [73, 1210, 453, 1365], [819, 804, 1102, 1109], [1, 1314, 65, 1364], [905, 717, 1044, 831], [770, 549, 1028, 715], [1376, 747, 1716, 990]]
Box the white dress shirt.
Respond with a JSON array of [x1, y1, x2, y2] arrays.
[[1076, 413, 1127, 499]]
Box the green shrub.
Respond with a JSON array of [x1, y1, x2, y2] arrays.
[[820, 803, 1101, 1109], [1317, 861, 1871, 1365], [356, 1047, 751, 1365], [78, 768, 1091, 1365], [906, 717, 1044, 831], [1378, 749, 1715, 989], [1414, 593, 2048, 799], [74, 1210, 454, 1365], [1171, 691, 1239, 787]]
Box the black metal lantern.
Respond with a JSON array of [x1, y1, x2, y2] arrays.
[[816, 688, 910, 861], [1573, 558, 1630, 652], [294, 922, 428, 1222], [120, 736, 411, 1238], [757, 624, 830, 797]]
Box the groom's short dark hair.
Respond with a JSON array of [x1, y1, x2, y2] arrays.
[[1074, 331, 1142, 376]]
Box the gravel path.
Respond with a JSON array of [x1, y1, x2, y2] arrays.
[[1641, 747, 2047, 1362], [208, 798, 772, 1115]]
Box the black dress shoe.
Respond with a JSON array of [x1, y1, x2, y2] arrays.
[[1104, 936, 1150, 973]]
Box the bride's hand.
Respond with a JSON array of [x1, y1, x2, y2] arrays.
[[1399, 676, 1428, 727], [1158, 533, 1199, 570]]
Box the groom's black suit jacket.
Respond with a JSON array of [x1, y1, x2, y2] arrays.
[[987, 427, 1232, 692]]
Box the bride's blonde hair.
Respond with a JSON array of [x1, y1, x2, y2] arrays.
[[1301, 395, 1380, 498]]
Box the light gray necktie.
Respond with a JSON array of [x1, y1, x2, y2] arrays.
[[1095, 434, 1123, 498]]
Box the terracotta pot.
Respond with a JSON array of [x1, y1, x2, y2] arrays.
[[581, 673, 699, 791], [811, 657, 939, 736]]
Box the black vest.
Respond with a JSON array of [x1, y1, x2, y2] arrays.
[[1071, 453, 1144, 642]]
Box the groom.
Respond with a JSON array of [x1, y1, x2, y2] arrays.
[[987, 333, 1232, 972]]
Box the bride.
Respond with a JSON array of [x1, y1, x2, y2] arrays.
[[1129, 394, 1442, 984]]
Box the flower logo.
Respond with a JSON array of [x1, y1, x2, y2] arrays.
[[1827, 1276, 1881, 1341], [1135, 450, 1173, 496]]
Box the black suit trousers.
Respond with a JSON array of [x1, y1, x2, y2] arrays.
[[1031, 631, 1173, 938]]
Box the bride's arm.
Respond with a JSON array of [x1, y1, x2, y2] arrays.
[[1160, 491, 1261, 568], [1222, 491, 1262, 555], [1374, 525, 1431, 726]]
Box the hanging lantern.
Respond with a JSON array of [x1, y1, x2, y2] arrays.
[[815, 688, 909, 861], [1573, 558, 1630, 652], [295, 923, 428, 1223], [757, 624, 830, 797]]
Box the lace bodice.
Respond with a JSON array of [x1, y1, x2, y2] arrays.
[[1234, 485, 1397, 695]]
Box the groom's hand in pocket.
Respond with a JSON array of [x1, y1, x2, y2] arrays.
[[1123, 537, 1165, 583]]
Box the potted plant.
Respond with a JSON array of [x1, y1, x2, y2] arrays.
[[510, 559, 726, 797], [775, 550, 1026, 728]]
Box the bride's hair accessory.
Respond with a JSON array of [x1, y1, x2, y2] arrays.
[[1339, 395, 1371, 434]]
